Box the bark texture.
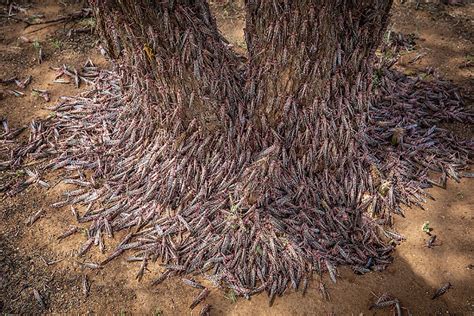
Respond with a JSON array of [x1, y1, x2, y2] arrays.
[[239, 1, 392, 207], [93, 0, 244, 131]]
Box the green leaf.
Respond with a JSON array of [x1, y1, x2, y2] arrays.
[[224, 289, 237, 304], [422, 221, 431, 233]]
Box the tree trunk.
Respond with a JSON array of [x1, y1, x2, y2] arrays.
[[12, 0, 400, 301], [239, 1, 392, 209], [86, 0, 394, 297], [93, 0, 244, 132]]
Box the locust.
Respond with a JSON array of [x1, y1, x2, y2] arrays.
[[432, 282, 452, 300], [190, 289, 210, 310]]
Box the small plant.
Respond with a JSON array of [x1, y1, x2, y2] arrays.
[[461, 54, 474, 68], [418, 72, 431, 80], [50, 38, 62, 50], [15, 169, 25, 176], [229, 194, 238, 214], [383, 49, 394, 61], [237, 40, 247, 50], [224, 289, 237, 304], [27, 15, 40, 24], [372, 68, 383, 88], [153, 308, 163, 316], [32, 40, 41, 50], [82, 228, 89, 237], [79, 17, 96, 28], [383, 29, 393, 45], [422, 221, 432, 234]]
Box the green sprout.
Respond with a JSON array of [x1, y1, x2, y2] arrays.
[[422, 221, 431, 234], [79, 17, 96, 28], [372, 68, 383, 88], [224, 289, 237, 304], [50, 38, 62, 50], [27, 15, 40, 24], [32, 40, 41, 50], [15, 169, 26, 177]]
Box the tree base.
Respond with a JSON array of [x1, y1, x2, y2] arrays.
[[3, 57, 472, 301]]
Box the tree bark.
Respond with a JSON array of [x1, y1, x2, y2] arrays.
[[93, 0, 244, 132], [237, 0, 392, 208], [245, 1, 392, 127]]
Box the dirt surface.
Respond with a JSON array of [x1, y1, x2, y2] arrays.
[[1, 1, 473, 315]]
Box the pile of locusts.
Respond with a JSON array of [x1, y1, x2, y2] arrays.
[[1, 3, 473, 311]]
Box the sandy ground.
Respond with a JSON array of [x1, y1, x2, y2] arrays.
[[0, 1, 473, 315]]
